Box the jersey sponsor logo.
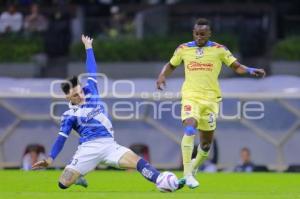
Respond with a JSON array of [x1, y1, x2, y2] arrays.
[[187, 61, 213, 71], [85, 105, 104, 122]]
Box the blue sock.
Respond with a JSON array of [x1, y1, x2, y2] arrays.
[[136, 158, 160, 183]]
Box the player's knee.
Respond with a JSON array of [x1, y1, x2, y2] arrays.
[[183, 118, 197, 127], [58, 181, 69, 189], [184, 125, 197, 136], [201, 142, 211, 152], [119, 151, 140, 169]]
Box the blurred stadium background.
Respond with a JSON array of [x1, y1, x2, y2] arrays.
[[0, 0, 299, 173]]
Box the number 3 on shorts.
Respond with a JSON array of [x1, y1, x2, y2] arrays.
[[71, 158, 78, 166]]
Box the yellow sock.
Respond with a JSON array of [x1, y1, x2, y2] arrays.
[[181, 135, 195, 176], [192, 145, 209, 171]]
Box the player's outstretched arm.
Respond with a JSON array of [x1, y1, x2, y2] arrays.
[[32, 157, 53, 169], [82, 34, 93, 50], [156, 62, 176, 90], [82, 34, 98, 74], [230, 61, 266, 78], [32, 135, 67, 169]]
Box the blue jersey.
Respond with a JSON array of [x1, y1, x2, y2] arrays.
[[49, 48, 113, 160], [59, 77, 114, 144]]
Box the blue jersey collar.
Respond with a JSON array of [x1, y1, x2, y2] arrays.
[[69, 102, 80, 109], [187, 40, 213, 47], [69, 101, 87, 109], [205, 40, 214, 47]]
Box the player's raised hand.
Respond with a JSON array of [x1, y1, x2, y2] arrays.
[[32, 157, 53, 170], [156, 75, 166, 90], [247, 68, 266, 78], [81, 34, 93, 49]]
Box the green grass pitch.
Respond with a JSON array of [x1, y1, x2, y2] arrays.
[[0, 170, 300, 199]]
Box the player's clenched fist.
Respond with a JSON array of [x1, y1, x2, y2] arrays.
[[156, 75, 166, 90]]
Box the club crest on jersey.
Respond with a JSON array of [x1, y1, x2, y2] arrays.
[[196, 47, 204, 58], [184, 105, 192, 112]]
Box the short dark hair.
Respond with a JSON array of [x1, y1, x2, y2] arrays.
[[61, 76, 79, 94], [195, 18, 210, 27]]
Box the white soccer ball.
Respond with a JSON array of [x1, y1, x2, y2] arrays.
[[156, 171, 179, 192]]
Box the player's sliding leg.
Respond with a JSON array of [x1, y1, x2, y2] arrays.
[[181, 118, 199, 189], [118, 150, 185, 190], [74, 175, 88, 188], [58, 168, 86, 189], [192, 130, 214, 176], [119, 151, 159, 183]]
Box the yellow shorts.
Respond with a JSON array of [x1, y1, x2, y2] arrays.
[[181, 98, 219, 131]]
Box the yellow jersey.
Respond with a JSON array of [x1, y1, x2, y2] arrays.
[[169, 40, 237, 102]]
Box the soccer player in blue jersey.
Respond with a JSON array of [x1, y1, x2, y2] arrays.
[[33, 35, 185, 190]]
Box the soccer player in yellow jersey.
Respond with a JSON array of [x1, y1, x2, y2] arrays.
[[156, 18, 265, 188]]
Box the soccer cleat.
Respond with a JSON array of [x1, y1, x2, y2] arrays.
[[75, 176, 88, 188], [176, 178, 186, 190], [185, 175, 199, 189]]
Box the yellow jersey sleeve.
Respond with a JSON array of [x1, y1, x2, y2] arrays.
[[220, 47, 237, 67], [169, 44, 184, 67]]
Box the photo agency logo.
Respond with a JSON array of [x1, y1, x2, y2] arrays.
[[50, 73, 265, 124]]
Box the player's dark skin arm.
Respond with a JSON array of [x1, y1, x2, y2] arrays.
[[230, 61, 266, 77], [156, 62, 176, 90]]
